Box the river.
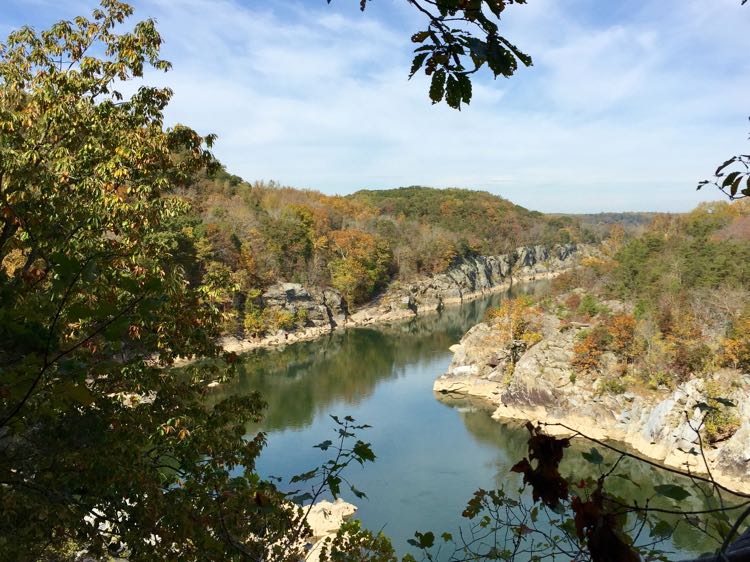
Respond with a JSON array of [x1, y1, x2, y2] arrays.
[[215, 282, 727, 560]]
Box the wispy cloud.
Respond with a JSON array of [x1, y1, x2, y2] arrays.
[[2, 0, 749, 212]]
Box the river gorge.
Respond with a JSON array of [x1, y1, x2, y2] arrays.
[[211, 282, 736, 560]]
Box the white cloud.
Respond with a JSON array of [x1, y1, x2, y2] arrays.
[[3, 0, 749, 212]]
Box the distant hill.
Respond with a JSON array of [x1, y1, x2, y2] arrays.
[[559, 212, 659, 227], [349, 186, 590, 255], [184, 173, 601, 313]]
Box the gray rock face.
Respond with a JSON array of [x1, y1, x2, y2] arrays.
[[435, 309, 750, 487], [251, 243, 583, 340], [260, 283, 348, 332], [399, 243, 583, 311]]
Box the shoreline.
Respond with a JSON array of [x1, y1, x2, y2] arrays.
[[438, 385, 750, 496], [433, 368, 750, 494], [220, 268, 567, 355]]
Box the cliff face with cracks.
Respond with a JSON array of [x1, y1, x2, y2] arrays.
[[221, 243, 588, 352], [434, 312, 750, 493]]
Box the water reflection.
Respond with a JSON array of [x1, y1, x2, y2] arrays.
[[216, 283, 547, 433], [218, 280, 727, 559]]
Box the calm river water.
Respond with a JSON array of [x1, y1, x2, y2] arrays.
[[216, 283, 725, 559]]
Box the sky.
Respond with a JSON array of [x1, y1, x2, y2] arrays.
[[2, 0, 750, 213]]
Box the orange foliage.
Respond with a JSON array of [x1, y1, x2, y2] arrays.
[[572, 334, 603, 373], [607, 314, 636, 359], [487, 296, 542, 346]]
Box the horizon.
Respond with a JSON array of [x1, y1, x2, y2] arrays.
[[2, 0, 748, 213]]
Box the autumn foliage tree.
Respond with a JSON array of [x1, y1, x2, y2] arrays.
[[0, 4, 316, 560], [327, 228, 393, 306]]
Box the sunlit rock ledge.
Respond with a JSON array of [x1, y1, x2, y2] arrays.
[[303, 499, 358, 562], [434, 311, 750, 495]]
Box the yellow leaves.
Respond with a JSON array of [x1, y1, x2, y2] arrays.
[[487, 296, 542, 344], [128, 324, 141, 340], [113, 167, 130, 179], [721, 338, 744, 369], [1, 248, 25, 277], [572, 331, 604, 374], [607, 314, 636, 358], [160, 418, 191, 441]]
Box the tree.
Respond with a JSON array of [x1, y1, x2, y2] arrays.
[[328, 228, 393, 306], [0, 3, 308, 559]]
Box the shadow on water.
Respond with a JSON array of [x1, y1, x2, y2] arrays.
[[215, 282, 548, 433], [216, 279, 726, 559]]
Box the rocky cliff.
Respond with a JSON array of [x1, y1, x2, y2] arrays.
[[222, 244, 586, 351], [434, 312, 750, 493], [349, 243, 585, 327]]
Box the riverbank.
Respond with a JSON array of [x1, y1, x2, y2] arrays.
[[221, 243, 590, 354], [434, 311, 750, 495]]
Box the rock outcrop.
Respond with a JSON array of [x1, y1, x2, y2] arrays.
[[434, 312, 750, 493], [221, 243, 587, 353], [262, 283, 348, 329], [304, 499, 357, 562], [349, 243, 587, 327]]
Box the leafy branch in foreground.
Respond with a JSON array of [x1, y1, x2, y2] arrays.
[[0, 3, 379, 560], [407, 417, 750, 562], [330, 0, 532, 109]]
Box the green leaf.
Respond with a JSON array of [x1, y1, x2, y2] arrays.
[[409, 52, 429, 78], [313, 439, 333, 451], [654, 484, 691, 501], [445, 75, 462, 109], [290, 468, 318, 483], [327, 475, 341, 498], [414, 531, 434, 549], [352, 440, 376, 464], [349, 484, 367, 499], [429, 69, 446, 104], [411, 31, 430, 43], [458, 74, 472, 104], [291, 492, 313, 504], [696, 401, 716, 413], [716, 156, 737, 175], [613, 473, 636, 484], [581, 447, 603, 465], [650, 519, 673, 539], [722, 171, 741, 187]]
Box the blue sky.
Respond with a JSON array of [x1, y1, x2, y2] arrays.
[[2, 0, 749, 212]]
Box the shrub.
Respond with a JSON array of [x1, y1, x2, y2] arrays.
[[599, 376, 626, 394], [266, 308, 296, 332], [721, 312, 750, 370], [645, 371, 674, 390], [577, 294, 602, 318], [564, 293, 581, 314], [703, 382, 741, 443], [243, 308, 266, 337], [607, 314, 636, 359], [572, 329, 604, 373], [671, 342, 711, 381]]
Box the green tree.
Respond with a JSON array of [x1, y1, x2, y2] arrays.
[[328, 228, 393, 306], [0, 3, 304, 560]]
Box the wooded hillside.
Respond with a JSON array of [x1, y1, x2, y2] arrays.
[[185, 170, 599, 315]]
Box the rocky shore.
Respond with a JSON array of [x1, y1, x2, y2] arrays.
[[304, 499, 357, 562], [434, 311, 750, 494], [222, 243, 588, 353]]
